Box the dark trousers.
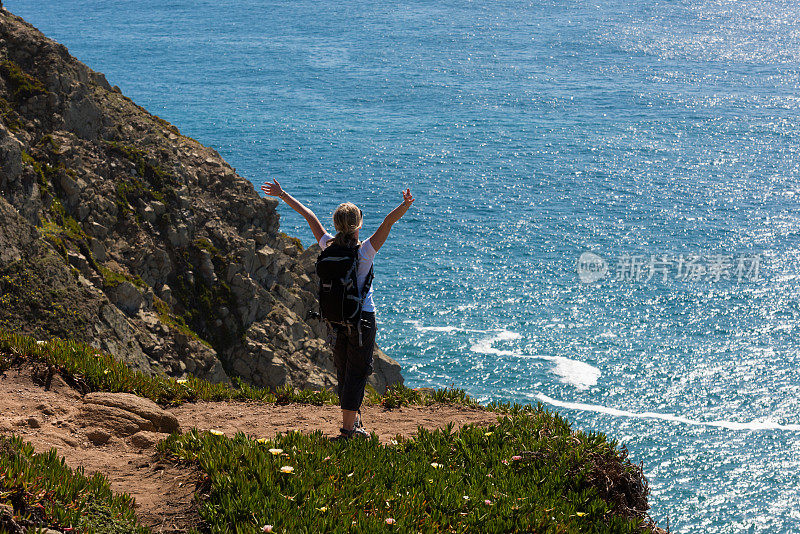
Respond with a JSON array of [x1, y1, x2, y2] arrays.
[[331, 312, 376, 412]]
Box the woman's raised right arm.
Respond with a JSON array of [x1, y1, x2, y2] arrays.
[[261, 179, 326, 243], [368, 188, 415, 252]]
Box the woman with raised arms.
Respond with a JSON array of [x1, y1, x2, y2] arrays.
[[262, 179, 414, 439]]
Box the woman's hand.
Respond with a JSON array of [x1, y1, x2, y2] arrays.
[[261, 179, 327, 242], [261, 179, 284, 198], [402, 187, 415, 207]]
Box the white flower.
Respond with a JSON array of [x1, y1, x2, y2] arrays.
[[269, 448, 284, 455], [262, 525, 273, 533], [280, 465, 294, 474], [430, 462, 442, 469], [209, 429, 224, 436]]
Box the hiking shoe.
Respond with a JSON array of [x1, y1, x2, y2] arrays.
[[330, 431, 351, 442], [332, 427, 369, 441], [354, 410, 363, 430]]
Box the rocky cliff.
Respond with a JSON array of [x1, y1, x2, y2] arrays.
[[0, 8, 403, 392]]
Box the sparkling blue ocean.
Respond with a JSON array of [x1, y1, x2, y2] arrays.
[[9, 0, 800, 530]]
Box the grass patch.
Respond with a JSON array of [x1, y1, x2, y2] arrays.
[[21, 150, 54, 194], [0, 435, 147, 533], [279, 231, 304, 252], [193, 237, 220, 257], [0, 60, 47, 102], [157, 418, 654, 533], [0, 96, 23, 131], [153, 296, 212, 348], [97, 263, 147, 290], [153, 113, 181, 136], [35, 133, 61, 154]]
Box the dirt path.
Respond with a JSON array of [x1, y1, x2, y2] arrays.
[[0, 367, 500, 532]]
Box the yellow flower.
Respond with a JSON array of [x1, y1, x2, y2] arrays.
[[209, 429, 224, 436], [103, 369, 110, 375], [316, 506, 328, 513], [176, 379, 188, 384], [484, 431, 493, 437], [256, 438, 269, 444], [269, 448, 283, 455], [280, 466, 294, 474], [576, 512, 587, 517]]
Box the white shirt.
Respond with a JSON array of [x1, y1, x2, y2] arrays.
[[319, 233, 377, 313]]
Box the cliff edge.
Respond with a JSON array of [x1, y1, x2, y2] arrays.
[[0, 8, 403, 392]]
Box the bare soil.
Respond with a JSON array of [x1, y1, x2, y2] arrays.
[[0, 366, 500, 532]]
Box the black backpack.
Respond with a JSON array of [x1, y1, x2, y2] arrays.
[[315, 243, 373, 327]]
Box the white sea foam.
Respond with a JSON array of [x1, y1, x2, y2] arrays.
[[469, 330, 518, 356], [543, 356, 602, 390], [410, 324, 602, 389], [470, 332, 601, 389], [405, 320, 489, 334], [535, 394, 800, 432]]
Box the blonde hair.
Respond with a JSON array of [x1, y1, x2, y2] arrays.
[[331, 202, 362, 248]]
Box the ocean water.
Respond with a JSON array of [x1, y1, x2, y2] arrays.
[[8, 0, 800, 531]]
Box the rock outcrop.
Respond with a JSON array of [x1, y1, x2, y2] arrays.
[[0, 8, 402, 393]]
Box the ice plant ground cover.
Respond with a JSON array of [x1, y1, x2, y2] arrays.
[[0, 329, 656, 532], [158, 416, 654, 533], [0, 435, 148, 533]]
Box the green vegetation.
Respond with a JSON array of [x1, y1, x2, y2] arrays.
[[0, 330, 655, 532], [20, 148, 148, 294], [194, 237, 221, 257], [0, 96, 23, 131], [0, 328, 537, 413], [0, 59, 47, 102], [370, 383, 482, 410], [158, 417, 652, 533], [279, 231, 304, 252], [152, 113, 181, 136], [169, 242, 245, 353], [21, 150, 85, 254], [35, 133, 61, 154], [0, 329, 336, 406], [0, 259, 87, 336], [105, 141, 175, 194], [153, 296, 213, 348], [96, 263, 147, 290], [0, 435, 147, 533], [21, 150, 55, 194]]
